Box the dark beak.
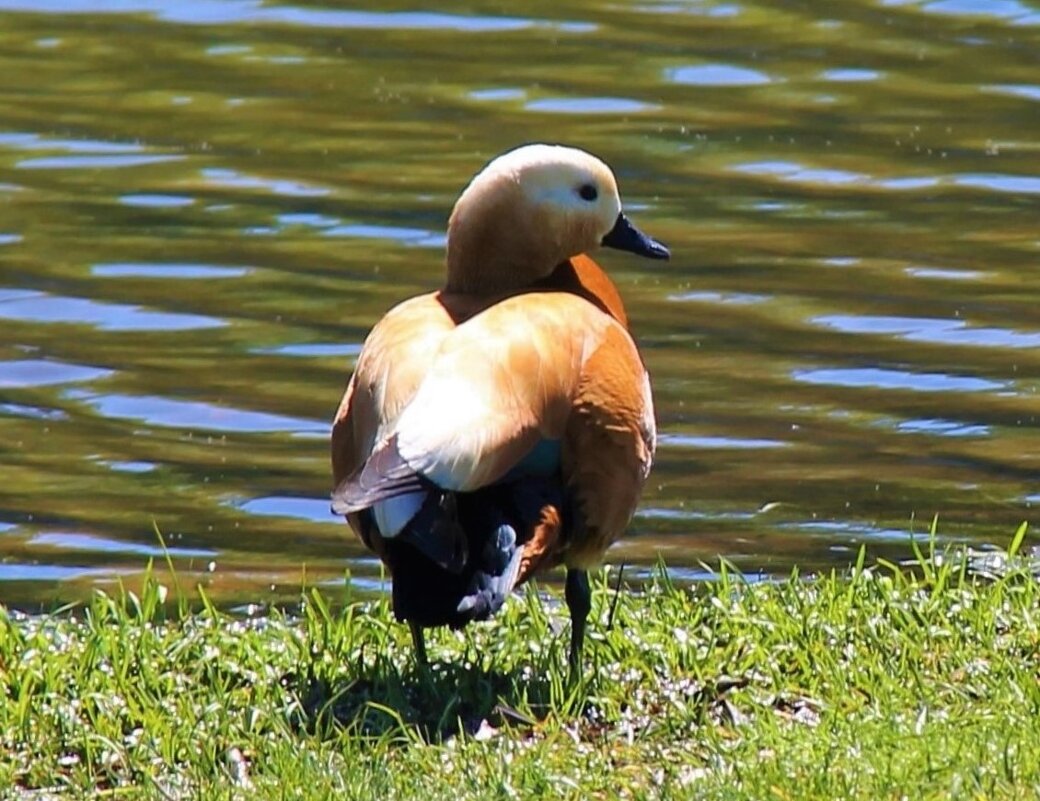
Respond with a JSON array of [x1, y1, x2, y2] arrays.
[[601, 212, 670, 260]]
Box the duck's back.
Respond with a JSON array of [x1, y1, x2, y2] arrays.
[[332, 255, 633, 490], [331, 255, 654, 625], [331, 292, 455, 503]]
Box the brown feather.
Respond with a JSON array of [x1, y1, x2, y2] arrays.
[[561, 324, 655, 567]]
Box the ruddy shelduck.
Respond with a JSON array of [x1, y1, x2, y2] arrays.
[[331, 143, 668, 670]]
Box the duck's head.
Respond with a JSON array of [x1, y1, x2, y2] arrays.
[[445, 144, 669, 294]]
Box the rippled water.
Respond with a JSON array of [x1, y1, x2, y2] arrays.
[[0, 0, 1037, 608]]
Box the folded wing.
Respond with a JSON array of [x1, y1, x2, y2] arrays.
[[334, 292, 612, 513], [332, 286, 654, 582]]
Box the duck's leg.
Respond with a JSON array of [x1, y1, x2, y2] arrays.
[[565, 568, 591, 671], [409, 620, 428, 667]]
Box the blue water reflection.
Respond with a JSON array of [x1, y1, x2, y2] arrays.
[[0, 564, 112, 582], [0, 403, 68, 421], [984, 84, 1040, 101], [237, 496, 336, 524], [660, 433, 788, 449], [904, 267, 985, 281], [277, 213, 340, 229], [953, 174, 1040, 194], [0, 1, 592, 32], [68, 391, 327, 435], [92, 263, 250, 279], [202, 168, 329, 198], [819, 68, 882, 82], [668, 64, 772, 86], [733, 160, 1040, 195], [323, 223, 445, 248], [0, 359, 113, 388], [18, 154, 183, 170], [253, 343, 362, 358], [0, 289, 225, 331], [102, 460, 158, 473], [118, 194, 195, 207], [793, 367, 1004, 393], [894, 418, 991, 438], [29, 530, 217, 559], [787, 520, 915, 544], [525, 97, 657, 114], [469, 88, 526, 102], [0, 132, 145, 153], [921, 0, 1040, 24], [668, 290, 769, 305], [813, 315, 1040, 350]]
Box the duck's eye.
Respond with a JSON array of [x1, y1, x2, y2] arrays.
[[577, 183, 598, 202]]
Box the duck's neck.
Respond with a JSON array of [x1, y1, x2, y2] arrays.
[[444, 255, 537, 295], [443, 177, 565, 295], [444, 241, 557, 296], [438, 255, 629, 331]]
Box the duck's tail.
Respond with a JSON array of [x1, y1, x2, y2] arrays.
[[384, 477, 563, 628]]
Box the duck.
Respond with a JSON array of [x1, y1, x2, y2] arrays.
[[330, 143, 668, 670]]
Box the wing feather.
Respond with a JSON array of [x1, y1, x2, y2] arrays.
[[331, 286, 647, 556], [391, 293, 613, 491], [331, 292, 455, 490], [331, 435, 430, 514]]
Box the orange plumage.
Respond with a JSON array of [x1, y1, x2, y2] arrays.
[[330, 144, 668, 668]]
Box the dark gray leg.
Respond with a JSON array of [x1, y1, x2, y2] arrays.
[[409, 620, 428, 667], [565, 568, 591, 671]]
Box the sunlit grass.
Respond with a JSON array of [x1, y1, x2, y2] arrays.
[[1, 525, 1038, 799]]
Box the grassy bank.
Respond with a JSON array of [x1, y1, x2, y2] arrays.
[[1, 530, 1038, 799]]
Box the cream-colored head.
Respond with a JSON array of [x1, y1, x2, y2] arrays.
[[444, 144, 667, 294]]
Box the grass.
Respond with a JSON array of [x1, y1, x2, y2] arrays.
[[1, 527, 1038, 799]]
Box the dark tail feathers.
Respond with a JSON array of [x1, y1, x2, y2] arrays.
[[384, 477, 563, 628]]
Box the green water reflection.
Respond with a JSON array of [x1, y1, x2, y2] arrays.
[[0, 0, 1037, 608]]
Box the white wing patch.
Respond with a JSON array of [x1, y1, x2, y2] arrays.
[[382, 294, 612, 496], [374, 491, 427, 538], [394, 370, 504, 490]]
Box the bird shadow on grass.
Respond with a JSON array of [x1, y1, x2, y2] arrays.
[[281, 656, 554, 744]]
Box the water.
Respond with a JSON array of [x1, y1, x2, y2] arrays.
[[0, 0, 1037, 608]]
